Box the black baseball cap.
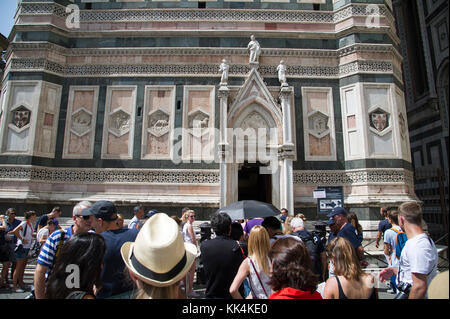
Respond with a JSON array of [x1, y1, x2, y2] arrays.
[[78, 208, 94, 217], [89, 200, 118, 221]]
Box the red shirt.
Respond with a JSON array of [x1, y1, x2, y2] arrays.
[[269, 287, 322, 299]]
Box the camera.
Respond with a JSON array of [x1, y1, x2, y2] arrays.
[[394, 282, 412, 299]]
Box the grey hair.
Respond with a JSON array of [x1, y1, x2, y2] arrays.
[[72, 200, 92, 216]]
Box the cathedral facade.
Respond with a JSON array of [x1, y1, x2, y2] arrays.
[[0, 0, 417, 220]]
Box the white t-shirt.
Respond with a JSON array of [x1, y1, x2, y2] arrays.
[[397, 233, 438, 288], [37, 227, 50, 245], [19, 220, 34, 249], [384, 225, 403, 267]]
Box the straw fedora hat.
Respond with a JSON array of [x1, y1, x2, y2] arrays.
[[121, 213, 197, 287]]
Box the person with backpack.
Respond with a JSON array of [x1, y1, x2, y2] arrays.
[[34, 201, 93, 299], [7, 211, 37, 292], [379, 202, 438, 299], [383, 210, 405, 294], [290, 218, 327, 282]]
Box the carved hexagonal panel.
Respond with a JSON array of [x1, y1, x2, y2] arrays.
[[71, 108, 92, 137], [148, 108, 170, 137], [188, 109, 210, 129], [308, 111, 329, 137], [369, 108, 390, 133], [109, 108, 131, 137], [11, 106, 31, 129]]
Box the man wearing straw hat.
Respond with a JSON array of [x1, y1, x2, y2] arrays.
[[121, 213, 197, 298]]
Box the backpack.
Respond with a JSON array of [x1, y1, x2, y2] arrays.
[[390, 227, 407, 259], [293, 231, 321, 275]]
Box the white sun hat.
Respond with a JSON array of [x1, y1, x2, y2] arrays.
[[121, 213, 197, 287]]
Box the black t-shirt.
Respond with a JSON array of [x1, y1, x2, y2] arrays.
[[200, 235, 246, 299]]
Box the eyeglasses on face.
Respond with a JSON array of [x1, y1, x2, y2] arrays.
[[189, 215, 195, 218], [76, 215, 91, 220]]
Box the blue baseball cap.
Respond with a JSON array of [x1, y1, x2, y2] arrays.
[[327, 206, 347, 218], [145, 210, 159, 218], [326, 217, 335, 225]]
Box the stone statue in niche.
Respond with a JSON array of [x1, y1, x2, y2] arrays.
[[247, 35, 261, 64], [277, 60, 288, 87], [219, 59, 229, 86]]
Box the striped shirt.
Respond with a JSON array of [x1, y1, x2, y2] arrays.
[[37, 226, 73, 274]]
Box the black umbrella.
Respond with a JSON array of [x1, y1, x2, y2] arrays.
[[216, 200, 280, 220]]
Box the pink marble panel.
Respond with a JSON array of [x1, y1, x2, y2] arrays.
[[111, 89, 133, 113], [73, 90, 94, 112], [306, 91, 329, 114], [148, 90, 172, 113], [68, 132, 91, 155], [107, 133, 129, 155], [43, 113, 54, 126], [347, 115, 356, 129], [309, 134, 331, 156], [147, 133, 170, 156], [188, 90, 211, 113]]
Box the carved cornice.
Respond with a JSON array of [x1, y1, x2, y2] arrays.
[[293, 169, 414, 186], [19, 2, 392, 25], [0, 165, 413, 186], [0, 166, 220, 184], [9, 57, 396, 80]]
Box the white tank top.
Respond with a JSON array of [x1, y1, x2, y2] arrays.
[[247, 257, 271, 299], [182, 222, 193, 244]]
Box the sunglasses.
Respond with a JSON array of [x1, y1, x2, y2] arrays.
[[76, 215, 91, 220], [189, 215, 195, 218]]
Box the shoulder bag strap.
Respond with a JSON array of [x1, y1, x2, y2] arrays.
[[248, 257, 269, 298]]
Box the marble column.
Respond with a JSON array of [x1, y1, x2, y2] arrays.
[[218, 85, 230, 208], [279, 86, 295, 215]]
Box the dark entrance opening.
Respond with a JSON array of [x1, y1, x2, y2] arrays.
[[238, 162, 272, 203]]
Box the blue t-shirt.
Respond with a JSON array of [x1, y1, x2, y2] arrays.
[[336, 223, 362, 249], [97, 228, 139, 299], [378, 218, 392, 234], [6, 219, 21, 244]]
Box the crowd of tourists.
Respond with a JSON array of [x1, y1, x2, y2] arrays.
[[0, 200, 445, 299]]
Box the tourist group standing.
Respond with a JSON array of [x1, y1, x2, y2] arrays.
[[0, 200, 444, 300]]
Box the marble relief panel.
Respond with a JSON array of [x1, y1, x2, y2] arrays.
[[301, 87, 336, 161], [101, 86, 136, 160], [363, 85, 395, 158], [0, 81, 40, 155], [142, 86, 175, 160], [340, 84, 364, 160], [183, 86, 215, 161], [63, 86, 99, 159], [34, 82, 62, 158]]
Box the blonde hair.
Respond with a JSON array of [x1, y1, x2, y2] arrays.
[[135, 281, 183, 299], [327, 237, 364, 282], [295, 213, 307, 221], [283, 216, 293, 235], [248, 226, 270, 275], [181, 210, 194, 224]]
